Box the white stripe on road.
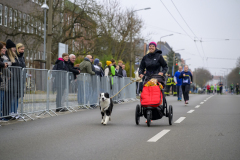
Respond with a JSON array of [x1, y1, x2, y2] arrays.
[[174, 117, 186, 123], [204, 100, 207, 101], [187, 110, 195, 113], [200, 102, 204, 104], [147, 130, 170, 142], [195, 105, 200, 108]]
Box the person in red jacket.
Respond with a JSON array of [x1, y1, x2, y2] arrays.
[[206, 84, 210, 94]]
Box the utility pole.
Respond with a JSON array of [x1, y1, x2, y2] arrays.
[[130, 14, 133, 77], [172, 51, 175, 76], [46, 0, 53, 70]]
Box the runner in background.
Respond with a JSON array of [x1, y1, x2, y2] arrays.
[[174, 66, 183, 101], [179, 65, 193, 105]]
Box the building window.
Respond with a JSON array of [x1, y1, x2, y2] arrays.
[[38, 21, 41, 35], [27, 15, 30, 33], [31, 16, 33, 33], [35, 18, 38, 35], [23, 13, 26, 32], [4, 6, 8, 27], [14, 10, 17, 29], [9, 8, 12, 28], [0, 4, 2, 25], [18, 11, 21, 31]]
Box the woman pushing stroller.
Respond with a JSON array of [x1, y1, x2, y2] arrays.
[[136, 42, 172, 126]]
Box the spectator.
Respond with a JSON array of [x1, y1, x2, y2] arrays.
[[0, 43, 8, 119], [79, 55, 95, 75], [118, 60, 123, 77], [54, 53, 69, 112], [0, 43, 8, 82], [111, 59, 116, 68], [94, 58, 103, 77], [104, 61, 115, 76], [98, 62, 104, 77], [67, 54, 80, 79], [5, 39, 23, 118], [0, 41, 11, 120], [135, 68, 143, 96], [122, 64, 127, 77], [16, 43, 26, 68]]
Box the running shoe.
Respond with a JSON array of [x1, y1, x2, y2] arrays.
[[186, 101, 189, 104], [145, 120, 153, 123]]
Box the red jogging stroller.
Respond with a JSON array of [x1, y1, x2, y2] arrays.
[[135, 75, 173, 127]]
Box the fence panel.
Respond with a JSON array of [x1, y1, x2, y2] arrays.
[[0, 66, 22, 119], [47, 70, 68, 113], [21, 68, 48, 119]]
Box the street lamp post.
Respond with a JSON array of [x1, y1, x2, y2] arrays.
[[172, 49, 184, 76], [130, 7, 151, 77], [41, 0, 49, 63]]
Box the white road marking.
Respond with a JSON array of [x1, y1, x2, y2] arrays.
[[174, 117, 186, 123], [187, 110, 195, 113], [147, 130, 170, 142], [195, 105, 200, 108], [200, 102, 204, 104], [204, 100, 207, 101]]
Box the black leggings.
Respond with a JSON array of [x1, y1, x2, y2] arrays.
[[182, 85, 190, 101]]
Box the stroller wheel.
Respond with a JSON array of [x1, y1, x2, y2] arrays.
[[135, 104, 141, 125], [168, 105, 173, 125], [147, 110, 152, 127]]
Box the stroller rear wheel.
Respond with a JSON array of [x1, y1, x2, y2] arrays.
[[147, 110, 152, 127], [135, 104, 141, 125], [168, 105, 173, 125]]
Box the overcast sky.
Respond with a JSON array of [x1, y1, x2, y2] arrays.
[[100, 0, 240, 75]]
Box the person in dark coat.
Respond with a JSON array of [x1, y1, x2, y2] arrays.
[[16, 43, 26, 68], [117, 60, 124, 77], [139, 41, 168, 86], [54, 53, 69, 112], [5, 39, 24, 117], [67, 54, 80, 79]]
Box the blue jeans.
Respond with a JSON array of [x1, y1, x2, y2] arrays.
[[11, 95, 19, 114], [0, 91, 4, 117], [176, 85, 182, 99]]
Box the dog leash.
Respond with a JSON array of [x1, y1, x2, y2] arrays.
[[110, 77, 142, 99]]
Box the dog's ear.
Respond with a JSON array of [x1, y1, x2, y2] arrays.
[[104, 92, 109, 98]]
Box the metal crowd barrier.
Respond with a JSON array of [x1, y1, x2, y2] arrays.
[[0, 67, 136, 121]]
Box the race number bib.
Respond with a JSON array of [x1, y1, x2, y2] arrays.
[[183, 79, 188, 83]]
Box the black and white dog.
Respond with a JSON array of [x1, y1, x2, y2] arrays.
[[99, 93, 113, 125]]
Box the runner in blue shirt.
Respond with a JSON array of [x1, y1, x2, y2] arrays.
[[174, 66, 183, 101]]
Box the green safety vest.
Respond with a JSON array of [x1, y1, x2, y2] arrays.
[[166, 77, 171, 85], [217, 86, 220, 91], [211, 86, 214, 90]]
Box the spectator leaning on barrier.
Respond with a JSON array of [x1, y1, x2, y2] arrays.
[[98, 62, 104, 77], [118, 60, 123, 77], [16, 43, 26, 68], [94, 58, 103, 77], [0, 43, 8, 83], [54, 53, 69, 112], [122, 64, 127, 77], [5, 39, 23, 118], [104, 61, 112, 76], [67, 54, 80, 79], [79, 55, 95, 75]]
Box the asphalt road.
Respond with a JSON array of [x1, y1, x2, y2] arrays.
[[0, 94, 240, 160]]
